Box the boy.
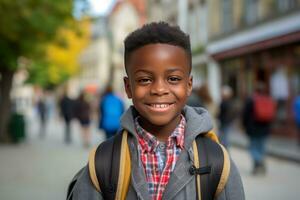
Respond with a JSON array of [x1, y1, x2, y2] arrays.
[[69, 22, 244, 200]]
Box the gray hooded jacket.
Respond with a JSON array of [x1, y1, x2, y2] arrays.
[[70, 106, 245, 200]]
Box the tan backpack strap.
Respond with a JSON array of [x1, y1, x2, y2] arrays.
[[192, 140, 202, 200], [115, 130, 131, 200], [88, 147, 100, 192], [192, 131, 230, 199], [215, 143, 231, 197], [204, 130, 231, 197], [205, 130, 220, 143], [88, 131, 131, 198]]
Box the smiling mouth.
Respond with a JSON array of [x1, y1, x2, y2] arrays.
[[146, 103, 174, 112]]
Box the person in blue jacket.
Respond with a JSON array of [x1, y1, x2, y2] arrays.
[[99, 85, 125, 139], [293, 94, 300, 147]]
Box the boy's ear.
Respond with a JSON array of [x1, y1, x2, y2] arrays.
[[187, 76, 193, 96], [124, 77, 132, 99]]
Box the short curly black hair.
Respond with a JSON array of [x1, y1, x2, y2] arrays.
[[124, 21, 191, 73]]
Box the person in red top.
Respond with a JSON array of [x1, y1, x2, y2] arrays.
[[242, 82, 275, 175]]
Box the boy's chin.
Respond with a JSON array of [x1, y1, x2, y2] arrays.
[[144, 116, 177, 127]]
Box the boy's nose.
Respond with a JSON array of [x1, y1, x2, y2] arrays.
[[150, 80, 169, 96]]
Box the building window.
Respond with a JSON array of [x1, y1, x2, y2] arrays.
[[222, 0, 233, 33], [277, 0, 297, 12], [244, 0, 259, 25]]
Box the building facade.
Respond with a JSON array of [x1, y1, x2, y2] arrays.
[[147, 0, 300, 137], [76, 17, 111, 97], [108, 0, 146, 96], [207, 0, 300, 137]]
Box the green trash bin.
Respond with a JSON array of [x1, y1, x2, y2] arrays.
[[9, 113, 26, 143]]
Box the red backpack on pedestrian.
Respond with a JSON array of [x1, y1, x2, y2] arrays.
[[253, 94, 276, 123]]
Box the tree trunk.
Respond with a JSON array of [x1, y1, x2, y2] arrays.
[[0, 68, 14, 142]]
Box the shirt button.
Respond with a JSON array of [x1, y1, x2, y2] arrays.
[[159, 143, 165, 149]]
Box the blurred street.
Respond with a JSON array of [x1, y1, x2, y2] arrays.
[[231, 144, 300, 200], [0, 112, 299, 200], [1, 1, 300, 200], [0, 112, 105, 200]]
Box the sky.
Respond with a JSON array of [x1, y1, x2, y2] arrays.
[[89, 0, 117, 16], [74, 0, 117, 18]]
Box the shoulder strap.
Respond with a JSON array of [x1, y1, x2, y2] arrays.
[[88, 130, 131, 200], [192, 131, 230, 200]]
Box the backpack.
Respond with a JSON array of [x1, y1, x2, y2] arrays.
[[253, 94, 276, 123], [79, 130, 230, 200]]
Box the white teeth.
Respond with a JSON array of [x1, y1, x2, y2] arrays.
[[151, 104, 169, 108]]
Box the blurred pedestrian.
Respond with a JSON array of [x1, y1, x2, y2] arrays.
[[242, 82, 276, 175], [218, 85, 235, 148], [59, 91, 74, 144], [37, 96, 48, 138], [293, 94, 300, 146], [74, 91, 91, 148], [98, 85, 124, 139], [198, 83, 219, 132]]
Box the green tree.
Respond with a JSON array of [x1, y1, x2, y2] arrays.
[[27, 19, 91, 87], [0, 0, 73, 140]]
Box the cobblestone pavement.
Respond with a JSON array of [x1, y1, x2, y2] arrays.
[[0, 114, 299, 200]]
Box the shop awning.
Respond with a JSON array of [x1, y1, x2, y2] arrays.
[[207, 12, 300, 60]]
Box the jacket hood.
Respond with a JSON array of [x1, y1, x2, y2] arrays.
[[120, 105, 213, 148]]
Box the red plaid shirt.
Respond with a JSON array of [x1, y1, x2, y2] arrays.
[[135, 116, 185, 200]]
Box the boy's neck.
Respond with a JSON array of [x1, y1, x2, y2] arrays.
[[138, 116, 181, 142]]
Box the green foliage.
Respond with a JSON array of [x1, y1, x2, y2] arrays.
[[192, 45, 205, 55], [26, 19, 91, 88], [25, 60, 49, 87], [26, 60, 70, 88], [0, 0, 73, 70]]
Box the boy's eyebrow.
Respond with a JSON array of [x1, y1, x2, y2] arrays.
[[133, 69, 152, 75], [134, 67, 185, 75], [165, 68, 185, 73]]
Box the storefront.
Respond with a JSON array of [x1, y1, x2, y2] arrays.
[[211, 34, 300, 138]]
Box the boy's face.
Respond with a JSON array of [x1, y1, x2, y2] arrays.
[[124, 43, 192, 130]]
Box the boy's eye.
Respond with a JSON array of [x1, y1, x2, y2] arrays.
[[137, 78, 152, 84], [168, 76, 182, 83]]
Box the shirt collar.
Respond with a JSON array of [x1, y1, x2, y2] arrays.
[[135, 115, 186, 153]]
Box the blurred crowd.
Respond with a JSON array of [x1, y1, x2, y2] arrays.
[[27, 85, 125, 149], [9, 78, 292, 176], [14, 79, 296, 177], [187, 81, 300, 176]]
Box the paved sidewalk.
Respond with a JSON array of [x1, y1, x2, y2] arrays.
[[230, 145, 300, 200], [1, 111, 300, 200], [229, 126, 300, 163], [0, 114, 105, 200]]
